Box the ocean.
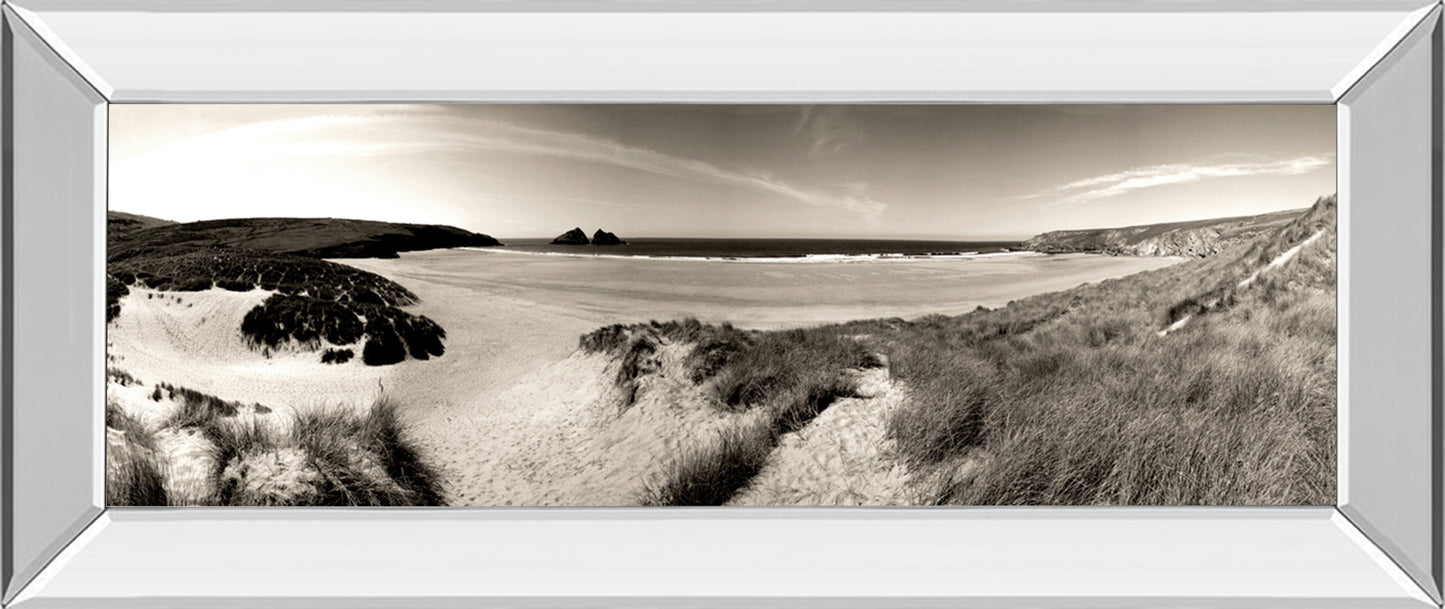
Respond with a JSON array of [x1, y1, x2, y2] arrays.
[[485, 238, 1021, 262]]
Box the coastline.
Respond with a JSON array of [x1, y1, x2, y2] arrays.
[[457, 246, 1036, 265]]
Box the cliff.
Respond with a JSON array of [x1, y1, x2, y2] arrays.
[[1023, 208, 1308, 258]]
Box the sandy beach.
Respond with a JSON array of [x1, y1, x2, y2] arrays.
[[107, 249, 1182, 504]]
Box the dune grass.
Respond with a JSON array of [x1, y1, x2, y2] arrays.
[[639, 420, 777, 506], [105, 402, 169, 506], [582, 318, 760, 409], [106, 376, 444, 506], [710, 330, 877, 412], [200, 399, 442, 506]]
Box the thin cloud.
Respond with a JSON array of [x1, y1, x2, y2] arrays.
[[448, 117, 886, 220], [795, 105, 861, 157], [1026, 155, 1334, 208], [117, 107, 888, 221], [738, 173, 885, 219]]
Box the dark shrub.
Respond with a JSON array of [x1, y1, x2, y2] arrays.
[[239, 293, 443, 366], [106, 275, 129, 322], [353, 289, 385, 305], [363, 329, 407, 366], [107, 367, 141, 387], [216, 278, 253, 292], [171, 277, 214, 291], [320, 348, 354, 364], [397, 315, 446, 360], [106, 246, 433, 331], [241, 294, 365, 350]]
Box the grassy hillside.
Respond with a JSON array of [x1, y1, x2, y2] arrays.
[[108, 211, 176, 237], [109, 215, 502, 261], [1024, 208, 1305, 257], [584, 195, 1337, 506]]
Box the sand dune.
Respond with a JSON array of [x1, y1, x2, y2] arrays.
[[107, 287, 380, 413]]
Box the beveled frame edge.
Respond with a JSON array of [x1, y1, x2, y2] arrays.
[[11, 0, 1440, 104], [2, 2, 1441, 607], [0, 5, 106, 606], [7, 507, 1437, 609], [1335, 6, 1442, 603], [8, 0, 1444, 12]]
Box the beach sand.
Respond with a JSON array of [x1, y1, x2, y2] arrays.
[[107, 249, 1183, 504]]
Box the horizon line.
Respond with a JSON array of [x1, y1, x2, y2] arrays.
[[109, 202, 1319, 244]]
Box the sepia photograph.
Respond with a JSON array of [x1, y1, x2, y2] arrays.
[[104, 104, 1337, 507]]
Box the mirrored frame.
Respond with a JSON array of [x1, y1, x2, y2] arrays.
[[2, 1, 1441, 606]]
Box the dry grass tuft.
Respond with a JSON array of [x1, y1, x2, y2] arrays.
[[639, 420, 777, 506], [105, 402, 169, 506], [106, 379, 444, 506], [198, 399, 443, 506]]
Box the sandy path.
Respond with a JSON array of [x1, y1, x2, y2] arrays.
[[1237, 229, 1327, 289], [412, 351, 618, 505], [1160, 228, 1327, 336], [729, 367, 916, 506]]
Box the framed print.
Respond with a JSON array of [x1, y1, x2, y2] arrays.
[[2, 0, 1442, 607]]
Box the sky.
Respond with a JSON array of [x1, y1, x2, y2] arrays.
[[110, 104, 1335, 241]]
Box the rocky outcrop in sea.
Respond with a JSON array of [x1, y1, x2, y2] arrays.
[[551, 228, 590, 245], [592, 229, 627, 246]]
